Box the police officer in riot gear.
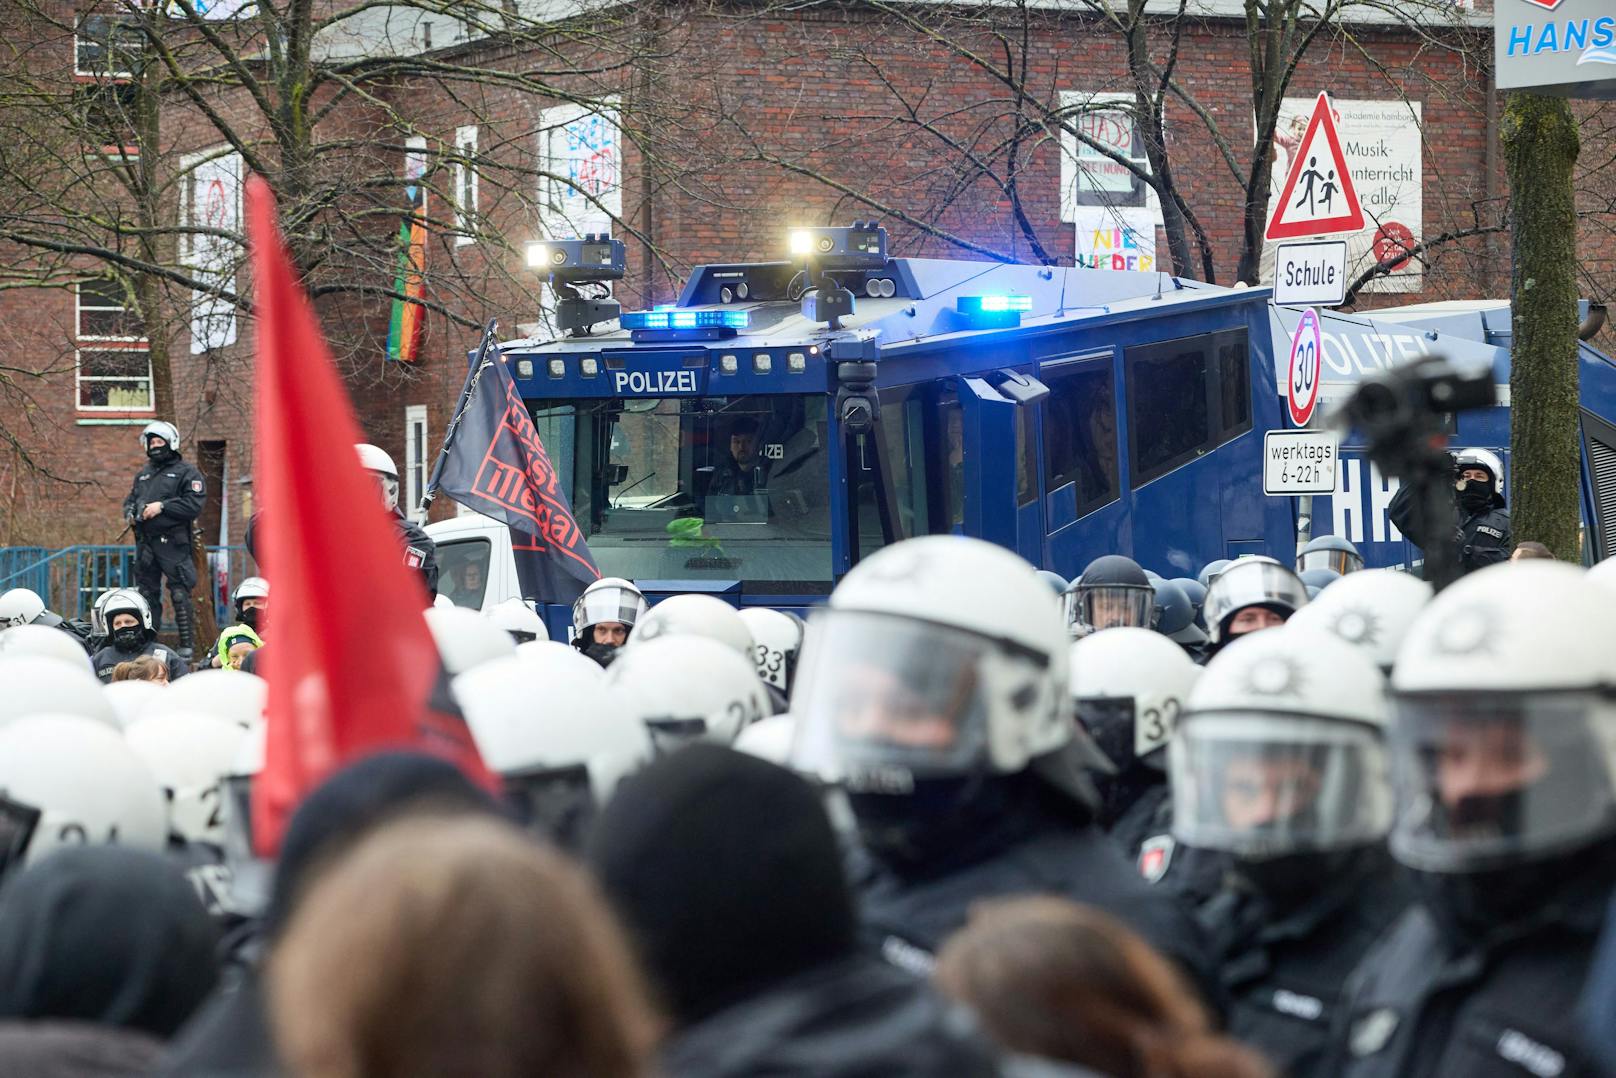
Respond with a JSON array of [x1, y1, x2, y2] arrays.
[[0, 588, 93, 653], [90, 588, 188, 683], [1286, 568, 1433, 676], [1202, 557, 1309, 658], [790, 536, 1213, 996], [570, 577, 648, 667], [356, 443, 438, 599], [1152, 578, 1208, 660], [1071, 626, 1200, 859], [1331, 561, 1616, 1077], [1176, 625, 1410, 1075], [123, 421, 206, 662], [1064, 554, 1156, 639], [1387, 447, 1512, 578], [1298, 534, 1365, 576]]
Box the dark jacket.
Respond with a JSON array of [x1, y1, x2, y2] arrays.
[[92, 639, 188, 683], [1331, 867, 1612, 1077], [1197, 851, 1412, 1076], [0, 1021, 164, 1077], [662, 954, 1001, 1078], [1388, 483, 1511, 575], [395, 512, 439, 599], [124, 453, 205, 561]]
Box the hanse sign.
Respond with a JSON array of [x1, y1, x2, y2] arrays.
[[1494, 0, 1616, 100]]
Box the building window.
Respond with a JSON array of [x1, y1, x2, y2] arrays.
[[76, 347, 153, 410], [76, 279, 143, 340], [75, 82, 139, 157], [75, 13, 143, 79], [1125, 328, 1252, 487], [405, 404, 428, 522], [453, 125, 478, 245], [1042, 354, 1119, 513]]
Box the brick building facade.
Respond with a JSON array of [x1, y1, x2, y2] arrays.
[[0, 0, 1611, 553]]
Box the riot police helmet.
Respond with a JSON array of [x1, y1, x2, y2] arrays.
[[424, 605, 518, 675], [0, 624, 93, 672], [1299, 567, 1343, 598], [354, 442, 400, 511], [1151, 579, 1206, 647], [1198, 559, 1233, 590], [124, 711, 248, 847], [154, 668, 266, 729], [1286, 569, 1432, 674], [486, 598, 546, 645], [0, 656, 117, 728], [571, 577, 648, 646], [1297, 534, 1364, 576], [631, 593, 753, 657], [1035, 570, 1070, 596], [141, 420, 182, 455], [737, 607, 806, 694], [1203, 558, 1308, 647], [606, 635, 770, 755], [0, 589, 46, 630], [1071, 627, 1201, 773], [102, 588, 156, 640], [1064, 554, 1156, 636]]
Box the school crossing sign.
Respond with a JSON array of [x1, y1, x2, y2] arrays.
[[1266, 93, 1367, 241]]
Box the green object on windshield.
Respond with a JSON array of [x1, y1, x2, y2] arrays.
[[667, 516, 720, 550]]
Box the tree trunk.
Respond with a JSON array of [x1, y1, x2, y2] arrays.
[[1502, 92, 1581, 560]]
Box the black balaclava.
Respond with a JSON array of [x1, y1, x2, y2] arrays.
[[586, 744, 858, 1028], [237, 606, 261, 632], [0, 846, 219, 1038], [1415, 838, 1616, 950], [145, 437, 175, 464], [1458, 479, 1495, 514], [112, 625, 145, 652]]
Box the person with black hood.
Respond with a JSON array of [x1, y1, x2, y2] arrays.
[[0, 845, 219, 1076], [788, 537, 1214, 1003], [124, 420, 206, 663], [155, 751, 501, 1077], [90, 588, 188, 683], [588, 742, 1002, 1077], [1387, 447, 1512, 577], [1332, 562, 1613, 1077], [1173, 625, 1410, 1075]]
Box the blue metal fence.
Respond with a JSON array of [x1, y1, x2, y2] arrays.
[[0, 545, 252, 628]]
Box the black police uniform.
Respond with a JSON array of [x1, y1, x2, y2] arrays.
[[850, 777, 1216, 1005], [1330, 858, 1616, 1078], [1388, 482, 1511, 576], [124, 449, 206, 653], [395, 511, 439, 599], [91, 638, 189, 682], [1128, 790, 1234, 913], [1196, 849, 1411, 1076]]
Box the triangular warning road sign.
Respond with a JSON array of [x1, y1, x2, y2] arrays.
[[1265, 93, 1366, 242]]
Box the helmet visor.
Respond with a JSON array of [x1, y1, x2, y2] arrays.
[[1389, 693, 1616, 872], [0, 793, 40, 879], [1300, 548, 1364, 575], [1205, 563, 1308, 641], [1170, 714, 1390, 859], [1065, 584, 1155, 634], [574, 586, 645, 633], [791, 612, 996, 790], [1077, 696, 1138, 769]]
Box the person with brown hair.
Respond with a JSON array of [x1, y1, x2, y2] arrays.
[[935, 896, 1270, 1078], [111, 654, 167, 683], [1510, 540, 1553, 560], [268, 813, 658, 1078]]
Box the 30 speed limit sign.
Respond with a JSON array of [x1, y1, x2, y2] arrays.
[[1287, 307, 1323, 426]]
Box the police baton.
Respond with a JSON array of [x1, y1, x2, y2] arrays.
[[419, 318, 499, 514]]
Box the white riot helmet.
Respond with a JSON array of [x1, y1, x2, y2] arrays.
[[0, 589, 46, 630], [1389, 561, 1616, 874], [1454, 447, 1504, 494], [456, 656, 650, 847], [91, 588, 122, 639], [0, 715, 167, 871], [1203, 557, 1309, 647], [425, 605, 518, 675], [355, 442, 400, 511], [141, 420, 182, 455], [0, 624, 93, 672], [606, 635, 770, 753], [1070, 627, 1201, 772], [124, 712, 248, 846], [738, 607, 806, 693], [1286, 569, 1433, 674], [516, 638, 608, 682], [0, 656, 118, 728], [232, 577, 269, 604], [735, 713, 798, 766], [1170, 626, 1390, 861], [571, 577, 647, 642], [631, 593, 754, 656], [486, 599, 546, 645], [150, 668, 266, 729], [102, 588, 155, 640], [790, 536, 1078, 795], [104, 679, 165, 729]]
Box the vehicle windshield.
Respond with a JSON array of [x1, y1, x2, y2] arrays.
[[530, 395, 832, 586]]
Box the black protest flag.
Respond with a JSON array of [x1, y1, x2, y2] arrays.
[[431, 337, 600, 604]]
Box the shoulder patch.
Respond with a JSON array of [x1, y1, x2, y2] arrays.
[[153, 648, 168, 662], [191, 479, 203, 493], [405, 547, 427, 569], [1138, 834, 1175, 884]]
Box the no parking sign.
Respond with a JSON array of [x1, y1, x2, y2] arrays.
[[1287, 307, 1323, 426]]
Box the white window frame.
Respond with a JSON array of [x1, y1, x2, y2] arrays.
[[75, 346, 153, 412], [452, 125, 478, 246], [405, 404, 429, 523], [74, 13, 142, 79], [75, 280, 143, 342]]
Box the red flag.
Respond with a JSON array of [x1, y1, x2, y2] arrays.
[[246, 175, 497, 856]]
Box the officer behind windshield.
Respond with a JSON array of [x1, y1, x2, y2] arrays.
[[355, 444, 438, 599], [789, 536, 1213, 1000], [91, 589, 188, 683], [707, 416, 765, 497], [570, 577, 648, 667], [123, 421, 206, 662], [1331, 561, 1615, 1077], [1176, 625, 1410, 1075], [1387, 448, 1512, 577]]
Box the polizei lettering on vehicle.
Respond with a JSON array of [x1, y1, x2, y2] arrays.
[[613, 369, 700, 394]]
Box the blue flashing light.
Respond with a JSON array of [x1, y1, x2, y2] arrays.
[[621, 308, 750, 331], [958, 294, 1033, 314]]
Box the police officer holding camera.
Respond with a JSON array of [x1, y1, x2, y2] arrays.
[[122, 421, 206, 663], [1388, 449, 1512, 577]]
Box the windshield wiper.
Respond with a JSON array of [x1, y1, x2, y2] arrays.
[[611, 471, 658, 508]]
